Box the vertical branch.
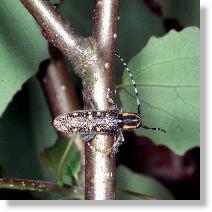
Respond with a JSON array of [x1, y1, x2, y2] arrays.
[[84, 0, 119, 200], [20, 0, 119, 200], [32, 0, 85, 185], [37, 44, 85, 171]]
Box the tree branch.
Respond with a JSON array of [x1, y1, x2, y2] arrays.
[[0, 178, 58, 192], [0, 177, 85, 199], [21, 0, 120, 200], [84, 0, 119, 200], [37, 44, 84, 154], [20, 0, 91, 67]]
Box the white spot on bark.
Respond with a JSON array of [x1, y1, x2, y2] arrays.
[[61, 85, 66, 91]]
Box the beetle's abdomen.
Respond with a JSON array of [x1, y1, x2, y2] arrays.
[[53, 110, 119, 134]]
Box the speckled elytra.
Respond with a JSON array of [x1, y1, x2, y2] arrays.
[[53, 110, 141, 135]]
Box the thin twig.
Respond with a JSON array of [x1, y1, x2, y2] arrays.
[[20, 0, 86, 63], [0, 178, 80, 194], [0, 177, 84, 199]]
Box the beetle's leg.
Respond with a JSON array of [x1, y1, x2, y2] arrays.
[[83, 132, 121, 156], [141, 125, 166, 133], [83, 130, 125, 156], [82, 133, 95, 142], [107, 88, 118, 110], [111, 130, 124, 156], [82, 91, 98, 110], [82, 134, 98, 153], [83, 134, 112, 155], [118, 130, 125, 144]]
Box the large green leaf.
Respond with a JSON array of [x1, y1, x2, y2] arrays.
[[0, 0, 48, 116], [0, 78, 57, 199], [118, 27, 199, 155], [117, 0, 165, 60], [0, 89, 44, 179], [116, 166, 174, 200], [27, 78, 57, 153], [157, 0, 200, 27]]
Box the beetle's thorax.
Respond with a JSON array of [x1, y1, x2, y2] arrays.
[[118, 112, 141, 130]]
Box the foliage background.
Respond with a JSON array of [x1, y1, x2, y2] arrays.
[[0, 0, 199, 199]]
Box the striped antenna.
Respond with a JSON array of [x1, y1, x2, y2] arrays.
[[115, 53, 141, 115], [141, 125, 166, 133], [115, 53, 166, 133]]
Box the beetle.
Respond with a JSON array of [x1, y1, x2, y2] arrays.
[[53, 110, 141, 135], [53, 110, 165, 135], [53, 53, 166, 154]]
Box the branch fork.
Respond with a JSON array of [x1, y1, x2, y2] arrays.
[[20, 0, 119, 200]]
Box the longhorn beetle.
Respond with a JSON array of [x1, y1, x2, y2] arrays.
[[53, 53, 166, 155]]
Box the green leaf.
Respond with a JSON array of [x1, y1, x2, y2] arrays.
[[59, 188, 84, 200], [116, 166, 174, 200], [0, 88, 45, 179], [118, 27, 200, 155], [117, 189, 158, 200], [27, 78, 57, 153], [59, 0, 93, 36], [117, 0, 165, 60], [49, 0, 61, 5], [0, 0, 48, 117], [157, 0, 200, 27], [0, 78, 57, 199], [41, 137, 81, 186]]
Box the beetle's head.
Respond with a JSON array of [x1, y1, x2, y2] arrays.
[[118, 112, 141, 131]]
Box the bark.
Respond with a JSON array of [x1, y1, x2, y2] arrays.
[[84, 0, 119, 200], [37, 44, 84, 154], [21, 0, 119, 200]]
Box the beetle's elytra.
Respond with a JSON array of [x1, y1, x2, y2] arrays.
[[53, 110, 141, 134]]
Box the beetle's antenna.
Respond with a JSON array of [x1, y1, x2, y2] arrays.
[[115, 53, 141, 115], [115, 53, 166, 133], [141, 125, 166, 133]]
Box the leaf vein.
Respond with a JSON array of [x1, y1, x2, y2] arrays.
[[130, 56, 199, 78]]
